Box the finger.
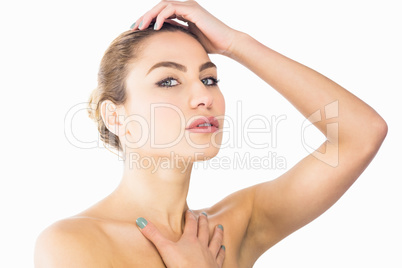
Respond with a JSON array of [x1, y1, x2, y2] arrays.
[[197, 212, 209, 246], [153, 2, 196, 30], [216, 245, 226, 267], [183, 210, 198, 237], [136, 217, 170, 250], [132, 16, 177, 31], [130, 15, 144, 30], [208, 224, 224, 257], [137, 1, 176, 30]]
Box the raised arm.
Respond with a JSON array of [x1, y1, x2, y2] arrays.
[[226, 31, 388, 259]]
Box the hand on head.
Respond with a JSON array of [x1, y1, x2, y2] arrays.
[[130, 0, 240, 55]]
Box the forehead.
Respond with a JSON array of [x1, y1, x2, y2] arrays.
[[137, 31, 210, 64]]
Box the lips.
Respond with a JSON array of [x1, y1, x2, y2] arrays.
[[186, 116, 220, 130]]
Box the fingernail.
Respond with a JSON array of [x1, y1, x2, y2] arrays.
[[221, 245, 226, 251], [139, 21, 143, 29], [201, 212, 207, 217], [153, 22, 158, 30], [218, 224, 223, 231], [130, 22, 136, 29], [136, 217, 148, 229]]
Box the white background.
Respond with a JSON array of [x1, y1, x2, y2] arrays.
[[1, 0, 401, 267]]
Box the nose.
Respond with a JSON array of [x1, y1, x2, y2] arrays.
[[189, 81, 214, 109]]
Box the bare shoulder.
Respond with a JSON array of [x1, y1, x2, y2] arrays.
[[34, 217, 112, 268]]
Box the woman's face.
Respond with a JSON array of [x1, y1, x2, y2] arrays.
[[121, 30, 225, 163]]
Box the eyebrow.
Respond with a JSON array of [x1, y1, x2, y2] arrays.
[[146, 61, 217, 75]]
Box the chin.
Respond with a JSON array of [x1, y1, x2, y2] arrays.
[[191, 146, 221, 162]]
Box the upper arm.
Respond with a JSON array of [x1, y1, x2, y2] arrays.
[[34, 219, 111, 268]]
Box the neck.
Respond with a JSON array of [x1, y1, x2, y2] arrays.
[[111, 152, 194, 234]]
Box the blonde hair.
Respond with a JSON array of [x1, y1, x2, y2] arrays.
[[87, 23, 200, 155]]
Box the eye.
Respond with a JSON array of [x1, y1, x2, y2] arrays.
[[156, 77, 180, 88], [201, 77, 220, 87]]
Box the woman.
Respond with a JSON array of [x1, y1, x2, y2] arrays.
[[34, 1, 387, 267]]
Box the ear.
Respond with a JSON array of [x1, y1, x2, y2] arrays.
[[100, 100, 127, 138]]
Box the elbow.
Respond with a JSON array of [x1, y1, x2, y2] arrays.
[[373, 115, 388, 145], [363, 114, 388, 155], [344, 113, 388, 156]]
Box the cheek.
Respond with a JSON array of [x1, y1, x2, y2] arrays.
[[215, 93, 226, 138], [215, 91, 226, 114], [152, 103, 185, 144]]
